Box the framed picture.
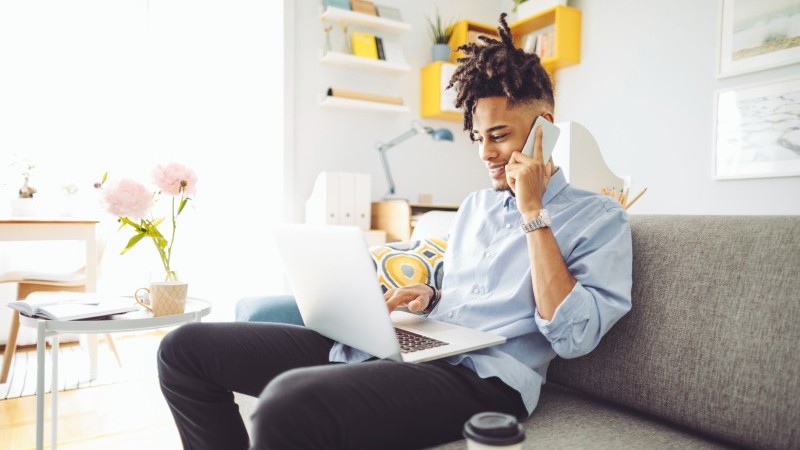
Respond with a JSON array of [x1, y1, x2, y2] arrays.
[[718, 0, 800, 78], [713, 76, 800, 179]]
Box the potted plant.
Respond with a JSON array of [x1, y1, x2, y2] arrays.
[[513, 0, 567, 19], [427, 9, 455, 62]]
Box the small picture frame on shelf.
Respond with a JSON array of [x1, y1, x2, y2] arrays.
[[718, 0, 800, 78], [713, 76, 800, 180]]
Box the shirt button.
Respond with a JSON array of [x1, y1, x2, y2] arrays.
[[448, 311, 454, 318], [484, 252, 491, 258], [473, 288, 480, 294], [505, 223, 511, 229]]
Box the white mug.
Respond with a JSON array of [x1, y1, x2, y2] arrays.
[[134, 281, 188, 317]]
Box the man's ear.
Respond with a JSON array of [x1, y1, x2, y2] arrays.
[[543, 112, 555, 123]]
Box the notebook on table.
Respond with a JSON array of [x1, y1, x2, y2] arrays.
[[7, 292, 139, 321], [273, 225, 505, 363]]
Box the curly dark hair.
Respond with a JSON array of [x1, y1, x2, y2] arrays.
[[446, 13, 554, 138]]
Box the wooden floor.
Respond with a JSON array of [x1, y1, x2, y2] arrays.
[[0, 334, 183, 450]]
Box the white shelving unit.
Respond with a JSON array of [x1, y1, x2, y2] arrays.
[[320, 96, 410, 113], [320, 7, 411, 34], [319, 6, 411, 114], [320, 51, 410, 74]]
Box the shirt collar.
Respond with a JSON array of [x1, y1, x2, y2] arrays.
[[502, 167, 568, 210]]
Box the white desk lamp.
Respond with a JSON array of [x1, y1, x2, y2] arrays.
[[376, 121, 454, 199]]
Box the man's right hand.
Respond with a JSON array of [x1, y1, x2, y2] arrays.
[[384, 283, 434, 313]]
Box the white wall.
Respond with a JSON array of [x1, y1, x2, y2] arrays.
[[288, 0, 505, 220], [294, 0, 800, 217], [554, 0, 800, 215]]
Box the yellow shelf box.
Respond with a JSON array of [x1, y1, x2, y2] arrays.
[[420, 61, 462, 122], [509, 6, 581, 72]]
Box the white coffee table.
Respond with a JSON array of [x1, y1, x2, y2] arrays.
[[19, 297, 212, 450]]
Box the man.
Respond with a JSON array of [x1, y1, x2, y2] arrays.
[[158, 13, 631, 450]]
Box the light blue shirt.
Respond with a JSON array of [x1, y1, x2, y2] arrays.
[[330, 168, 632, 415]]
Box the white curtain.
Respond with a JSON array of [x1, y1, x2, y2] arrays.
[[0, 0, 286, 326]]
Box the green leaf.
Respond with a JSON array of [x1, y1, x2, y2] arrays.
[[177, 197, 189, 215], [153, 217, 165, 227], [120, 232, 145, 255], [101, 171, 108, 184]]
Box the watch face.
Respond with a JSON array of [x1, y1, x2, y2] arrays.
[[540, 209, 551, 226]]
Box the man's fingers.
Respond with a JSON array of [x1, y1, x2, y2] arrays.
[[407, 295, 427, 313], [383, 289, 394, 301], [533, 125, 544, 162]]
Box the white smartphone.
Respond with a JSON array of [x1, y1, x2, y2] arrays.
[[521, 116, 560, 162]]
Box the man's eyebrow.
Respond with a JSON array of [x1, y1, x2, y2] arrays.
[[472, 125, 509, 135]]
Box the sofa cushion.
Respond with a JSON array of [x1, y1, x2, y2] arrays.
[[430, 383, 735, 450], [546, 215, 800, 450], [370, 238, 447, 292]]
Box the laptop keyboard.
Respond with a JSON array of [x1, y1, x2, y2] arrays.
[[395, 328, 449, 354]]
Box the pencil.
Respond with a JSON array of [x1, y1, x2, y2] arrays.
[[624, 188, 647, 210]]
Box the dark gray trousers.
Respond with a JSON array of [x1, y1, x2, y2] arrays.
[[157, 322, 526, 450]]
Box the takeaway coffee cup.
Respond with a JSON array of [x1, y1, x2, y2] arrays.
[[134, 281, 188, 317], [463, 412, 525, 450]]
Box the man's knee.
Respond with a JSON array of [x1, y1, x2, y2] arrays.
[[251, 368, 336, 448], [157, 322, 207, 377]]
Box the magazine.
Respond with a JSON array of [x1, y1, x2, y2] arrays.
[[7, 292, 139, 321]]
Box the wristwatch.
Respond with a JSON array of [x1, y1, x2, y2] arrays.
[[521, 209, 551, 233]]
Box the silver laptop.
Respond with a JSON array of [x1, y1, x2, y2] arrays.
[[273, 225, 506, 363]]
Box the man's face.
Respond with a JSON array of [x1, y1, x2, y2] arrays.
[[471, 96, 553, 191]]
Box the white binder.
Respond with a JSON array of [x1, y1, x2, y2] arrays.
[[305, 172, 372, 231]]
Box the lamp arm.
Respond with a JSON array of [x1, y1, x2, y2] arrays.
[[376, 127, 420, 197]]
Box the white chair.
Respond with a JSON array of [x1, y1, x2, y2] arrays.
[[0, 232, 121, 383]]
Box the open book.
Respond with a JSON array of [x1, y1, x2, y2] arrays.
[[7, 292, 139, 321]]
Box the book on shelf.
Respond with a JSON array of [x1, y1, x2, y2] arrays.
[[350, 0, 377, 16], [7, 291, 139, 321], [380, 38, 406, 64], [375, 4, 402, 21], [323, 0, 351, 11], [351, 31, 379, 59], [327, 87, 403, 105], [375, 37, 385, 60], [523, 25, 556, 59]]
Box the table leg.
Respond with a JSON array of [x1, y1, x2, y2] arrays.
[[88, 334, 98, 380], [36, 322, 45, 450], [52, 335, 59, 450]]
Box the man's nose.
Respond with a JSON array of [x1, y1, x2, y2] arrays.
[[479, 142, 497, 161]]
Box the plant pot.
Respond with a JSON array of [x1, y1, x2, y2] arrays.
[[516, 0, 567, 20], [431, 44, 451, 62]]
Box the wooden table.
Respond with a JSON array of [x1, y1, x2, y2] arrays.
[[0, 218, 100, 377]]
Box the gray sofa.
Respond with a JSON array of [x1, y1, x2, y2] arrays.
[[236, 215, 800, 449]]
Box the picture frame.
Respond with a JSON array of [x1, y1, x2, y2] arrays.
[[717, 0, 800, 78], [713, 76, 800, 180]]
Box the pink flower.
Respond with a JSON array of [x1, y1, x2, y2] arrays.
[[102, 179, 153, 219], [152, 163, 198, 196]]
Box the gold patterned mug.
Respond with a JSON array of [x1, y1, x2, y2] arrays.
[[134, 281, 188, 317]]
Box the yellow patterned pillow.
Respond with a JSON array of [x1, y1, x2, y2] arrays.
[[369, 238, 447, 293]]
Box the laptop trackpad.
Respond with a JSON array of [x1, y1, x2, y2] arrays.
[[391, 311, 456, 334]]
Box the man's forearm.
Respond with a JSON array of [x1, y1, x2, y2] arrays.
[[525, 226, 576, 321]]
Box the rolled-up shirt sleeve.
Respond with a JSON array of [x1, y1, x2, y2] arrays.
[[534, 205, 632, 359]]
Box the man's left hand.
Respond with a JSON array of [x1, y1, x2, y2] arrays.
[[505, 124, 554, 216]]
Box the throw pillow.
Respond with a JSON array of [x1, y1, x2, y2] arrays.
[[369, 238, 447, 293]]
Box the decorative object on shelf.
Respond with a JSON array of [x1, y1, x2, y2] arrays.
[[718, 0, 800, 78], [323, 24, 333, 52], [352, 30, 379, 59], [714, 76, 800, 179], [340, 22, 352, 54], [351, 0, 377, 16], [427, 8, 456, 62], [513, 0, 568, 19], [375, 4, 402, 21], [96, 162, 197, 282], [376, 121, 454, 199], [327, 87, 403, 105], [323, 0, 351, 12]]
